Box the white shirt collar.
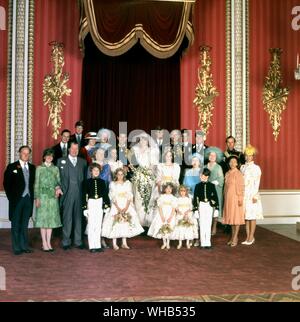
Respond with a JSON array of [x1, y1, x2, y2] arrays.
[[19, 160, 27, 168], [68, 155, 77, 162], [60, 142, 67, 149]]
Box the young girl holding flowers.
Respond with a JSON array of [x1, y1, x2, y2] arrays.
[[148, 183, 177, 250], [102, 168, 144, 250], [171, 185, 198, 249]]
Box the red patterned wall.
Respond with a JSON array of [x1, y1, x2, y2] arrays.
[[180, 0, 226, 147], [0, 0, 8, 189], [249, 0, 300, 189], [32, 0, 82, 165]]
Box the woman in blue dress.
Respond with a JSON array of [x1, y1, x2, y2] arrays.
[[183, 153, 203, 196]]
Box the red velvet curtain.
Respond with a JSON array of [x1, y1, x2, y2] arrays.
[[92, 1, 184, 44], [81, 34, 186, 133]]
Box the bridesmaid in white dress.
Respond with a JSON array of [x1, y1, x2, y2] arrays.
[[171, 185, 198, 249], [240, 145, 263, 246], [129, 132, 159, 227], [147, 150, 180, 226], [102, 168, 144, 250], [107, 148, 124, 173], [148, 183, 177, 250]]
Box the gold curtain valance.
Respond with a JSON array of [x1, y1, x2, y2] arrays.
[[79, 0, 194, 59]]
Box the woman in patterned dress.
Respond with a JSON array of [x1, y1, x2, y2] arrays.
[[34, 148, 63, 252]]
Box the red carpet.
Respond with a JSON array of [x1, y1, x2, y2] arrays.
[[0, 227, 299, 301]]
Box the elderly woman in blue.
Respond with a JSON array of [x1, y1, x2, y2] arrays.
[[183, 153, 203, 196], [87, 147, 112, 187]]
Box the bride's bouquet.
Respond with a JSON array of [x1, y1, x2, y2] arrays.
[[131, 166, 155, 214]]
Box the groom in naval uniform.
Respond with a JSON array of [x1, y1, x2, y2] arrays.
[[57, 142, 87, 250]]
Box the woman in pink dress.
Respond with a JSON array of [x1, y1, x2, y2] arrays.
[[222, 156, 245, 247]]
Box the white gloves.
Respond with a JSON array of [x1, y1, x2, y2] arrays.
[[212, 180, 219, 186]]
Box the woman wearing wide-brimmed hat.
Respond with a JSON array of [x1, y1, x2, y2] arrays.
[[34, 148, 63, 252], [79, 132, 100, 165]]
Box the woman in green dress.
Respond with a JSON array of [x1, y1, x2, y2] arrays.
[[34, 148, 63, 252], [204, 147, 224, 235]]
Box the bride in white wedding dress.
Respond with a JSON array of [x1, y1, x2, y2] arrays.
[[129, 132, 159, 227]]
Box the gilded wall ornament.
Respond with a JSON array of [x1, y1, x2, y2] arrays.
[[262, 48, 289, 141], [43, 42, 72, 140], [193, 46, 219, 135]]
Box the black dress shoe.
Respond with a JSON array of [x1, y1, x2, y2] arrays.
[[14, 250, 23, 255], [22, 249, 33, 253], [90, 249, 97, 253], [63, 245, 71, 250], [75, 244, 85, 250], [205, 246, 212, 250], [96, 248, 104, 252], [48, 248, 55, 252]]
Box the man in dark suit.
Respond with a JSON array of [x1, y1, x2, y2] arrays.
[[57, 142, 87, 250], [52, 129, 71, 165], [3, 146, 36, 255], [222, 135, 245, 174], [192, 130, 209, 167], [180, 129, 193, 183], [151, 127, 170, 163], [69, 120, 85, 148]]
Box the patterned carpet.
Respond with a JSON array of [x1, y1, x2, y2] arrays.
[[31, 292, 300, 302], [1, 226, 300, 302]]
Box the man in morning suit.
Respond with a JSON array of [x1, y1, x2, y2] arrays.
[[69, 120, 85, 149], [57, 142, 87, 250], [3, 146, 36, 255], [52, 129, 71, 165]]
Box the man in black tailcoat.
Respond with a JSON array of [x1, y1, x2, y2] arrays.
[[3, 146, 36, 255]]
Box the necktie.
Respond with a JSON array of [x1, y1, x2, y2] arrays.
[[24, 162, 28, 172], [62, 144, 67, 157], [77, 135, 81, 144], [72, 158, 77, 167]]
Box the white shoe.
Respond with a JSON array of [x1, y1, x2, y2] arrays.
[[194, 241, 200, 247], [177, 244, 182, 249], [161, 244, 166, 250], [241, 240, 248, 245], [247, 239, 255, 245]]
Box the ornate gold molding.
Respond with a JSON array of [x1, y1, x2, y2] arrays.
[[43, 42, 72, 140], [193, 45, 219, 135], [262, 48, 289, 141]]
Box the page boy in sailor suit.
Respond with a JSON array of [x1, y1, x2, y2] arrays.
[[193, 168, 219, 249]]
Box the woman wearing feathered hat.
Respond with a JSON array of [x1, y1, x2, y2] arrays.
[[204, 147, 224, 236], [240, 145, 263, 245]]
